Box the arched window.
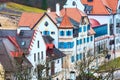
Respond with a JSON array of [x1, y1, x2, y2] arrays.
[[72, 1, 76, 6], [44, 21, 48, 26], [60, 31, 64, 36], [66, 30, 71, 36]]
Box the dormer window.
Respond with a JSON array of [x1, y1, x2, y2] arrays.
[[72, 1, 76, 6], [21, 41, 26, 46]]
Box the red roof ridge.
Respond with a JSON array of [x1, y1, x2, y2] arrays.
[[59, 13, 73, 29]]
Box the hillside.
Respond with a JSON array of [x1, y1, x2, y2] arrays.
[[10, 0, 67, 11], [6, 2, 46, 13]]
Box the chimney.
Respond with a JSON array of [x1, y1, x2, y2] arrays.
[[17, 28, 21, 35], [56, 3, 60, 16], [47, 8, 51, 13]]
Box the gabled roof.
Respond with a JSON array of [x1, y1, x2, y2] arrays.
[[81, 0, 118, 14], [43, 35, 54, 44], [61, 8, 86, 23], [0, 39, 15, 72], [18, 12, 43, 29], [47, 12, 58, 23], [46, 48, 66, 61], [59, 14, 73, 29], [0, 30, 34, 53]]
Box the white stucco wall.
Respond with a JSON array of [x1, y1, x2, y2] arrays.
[[26, 30, 46, 80], [36, 15, 59, 48], [64, 0, 84, 12], [54, 58, 62, 73]]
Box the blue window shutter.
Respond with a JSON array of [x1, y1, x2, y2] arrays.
[[84, 38, 86, 43], [87, 37, 89, 42], [79, 27, 82, 32], [87, 24, 90, 30], [60, 31, 64, 36], [77, 40, 79, 45], [48, 31, 50, 35], [71, 56, 74, 62], [72, 42, 74, 48], [70, 42, 74, 48], [76, 54, 79, 61], [66, 31, 71, 36], [90, 36, 93, 41], [79, 54, 82, 60], [80, 39, 82, 44], [83, 26, 86, 32]]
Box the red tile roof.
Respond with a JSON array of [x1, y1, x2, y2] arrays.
[[89, 18, 101, 28], [61, 8, 86, 23], [18, 12, 43, 29], [47, 12, 58, 23], [59, 14, 73, 29], [81, 0, 118, 14]]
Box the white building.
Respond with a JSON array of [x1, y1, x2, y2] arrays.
[[81, 0, 120, 51]]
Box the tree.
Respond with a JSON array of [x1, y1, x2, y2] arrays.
[[41, 0, 47, 10], [75, 48, 116, 80]]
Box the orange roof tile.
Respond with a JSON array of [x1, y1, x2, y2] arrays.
[[59, 14, 73, 29], [81, 0, 118, 14], [61, 8, 86, 23], [106, 0, 118, 14], [18, 12, 43, 29], [47, 12, 58, 23]]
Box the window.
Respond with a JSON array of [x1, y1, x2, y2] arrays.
[[38, 52, 40, 61], [66, 31, 71, 36], [43, 31, 50, 35], [80, 39, 82, 44], [60, 31, 64, 36], [79, 27, 82, 32], [90, 36, 93, 41], [44, 21, 48, 26], [34, 53, 36, 62], [72, 1, 76, 6], [41, 51, 43, 59], [79, 54, 82, 60], [21, 41, 26, 46], [87, 25, 90, 30], [84, 38, 86, 43], [51, 31, 55, 35], [71, 56, 74, 62], [77, 40, 79, 45], [59, 42, 64, 48], [83, 26, 87, 32], [57, 60, 59, 63], [76, 54, 79, 61], [87, 37, 89, 42], [37, 41, 39, 48]]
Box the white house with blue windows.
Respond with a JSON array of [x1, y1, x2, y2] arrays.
[[18, 1, 95, 79]]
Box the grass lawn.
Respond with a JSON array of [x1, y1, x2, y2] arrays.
[[6, 2, 46, 13], [98, 57, 120, 72]]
